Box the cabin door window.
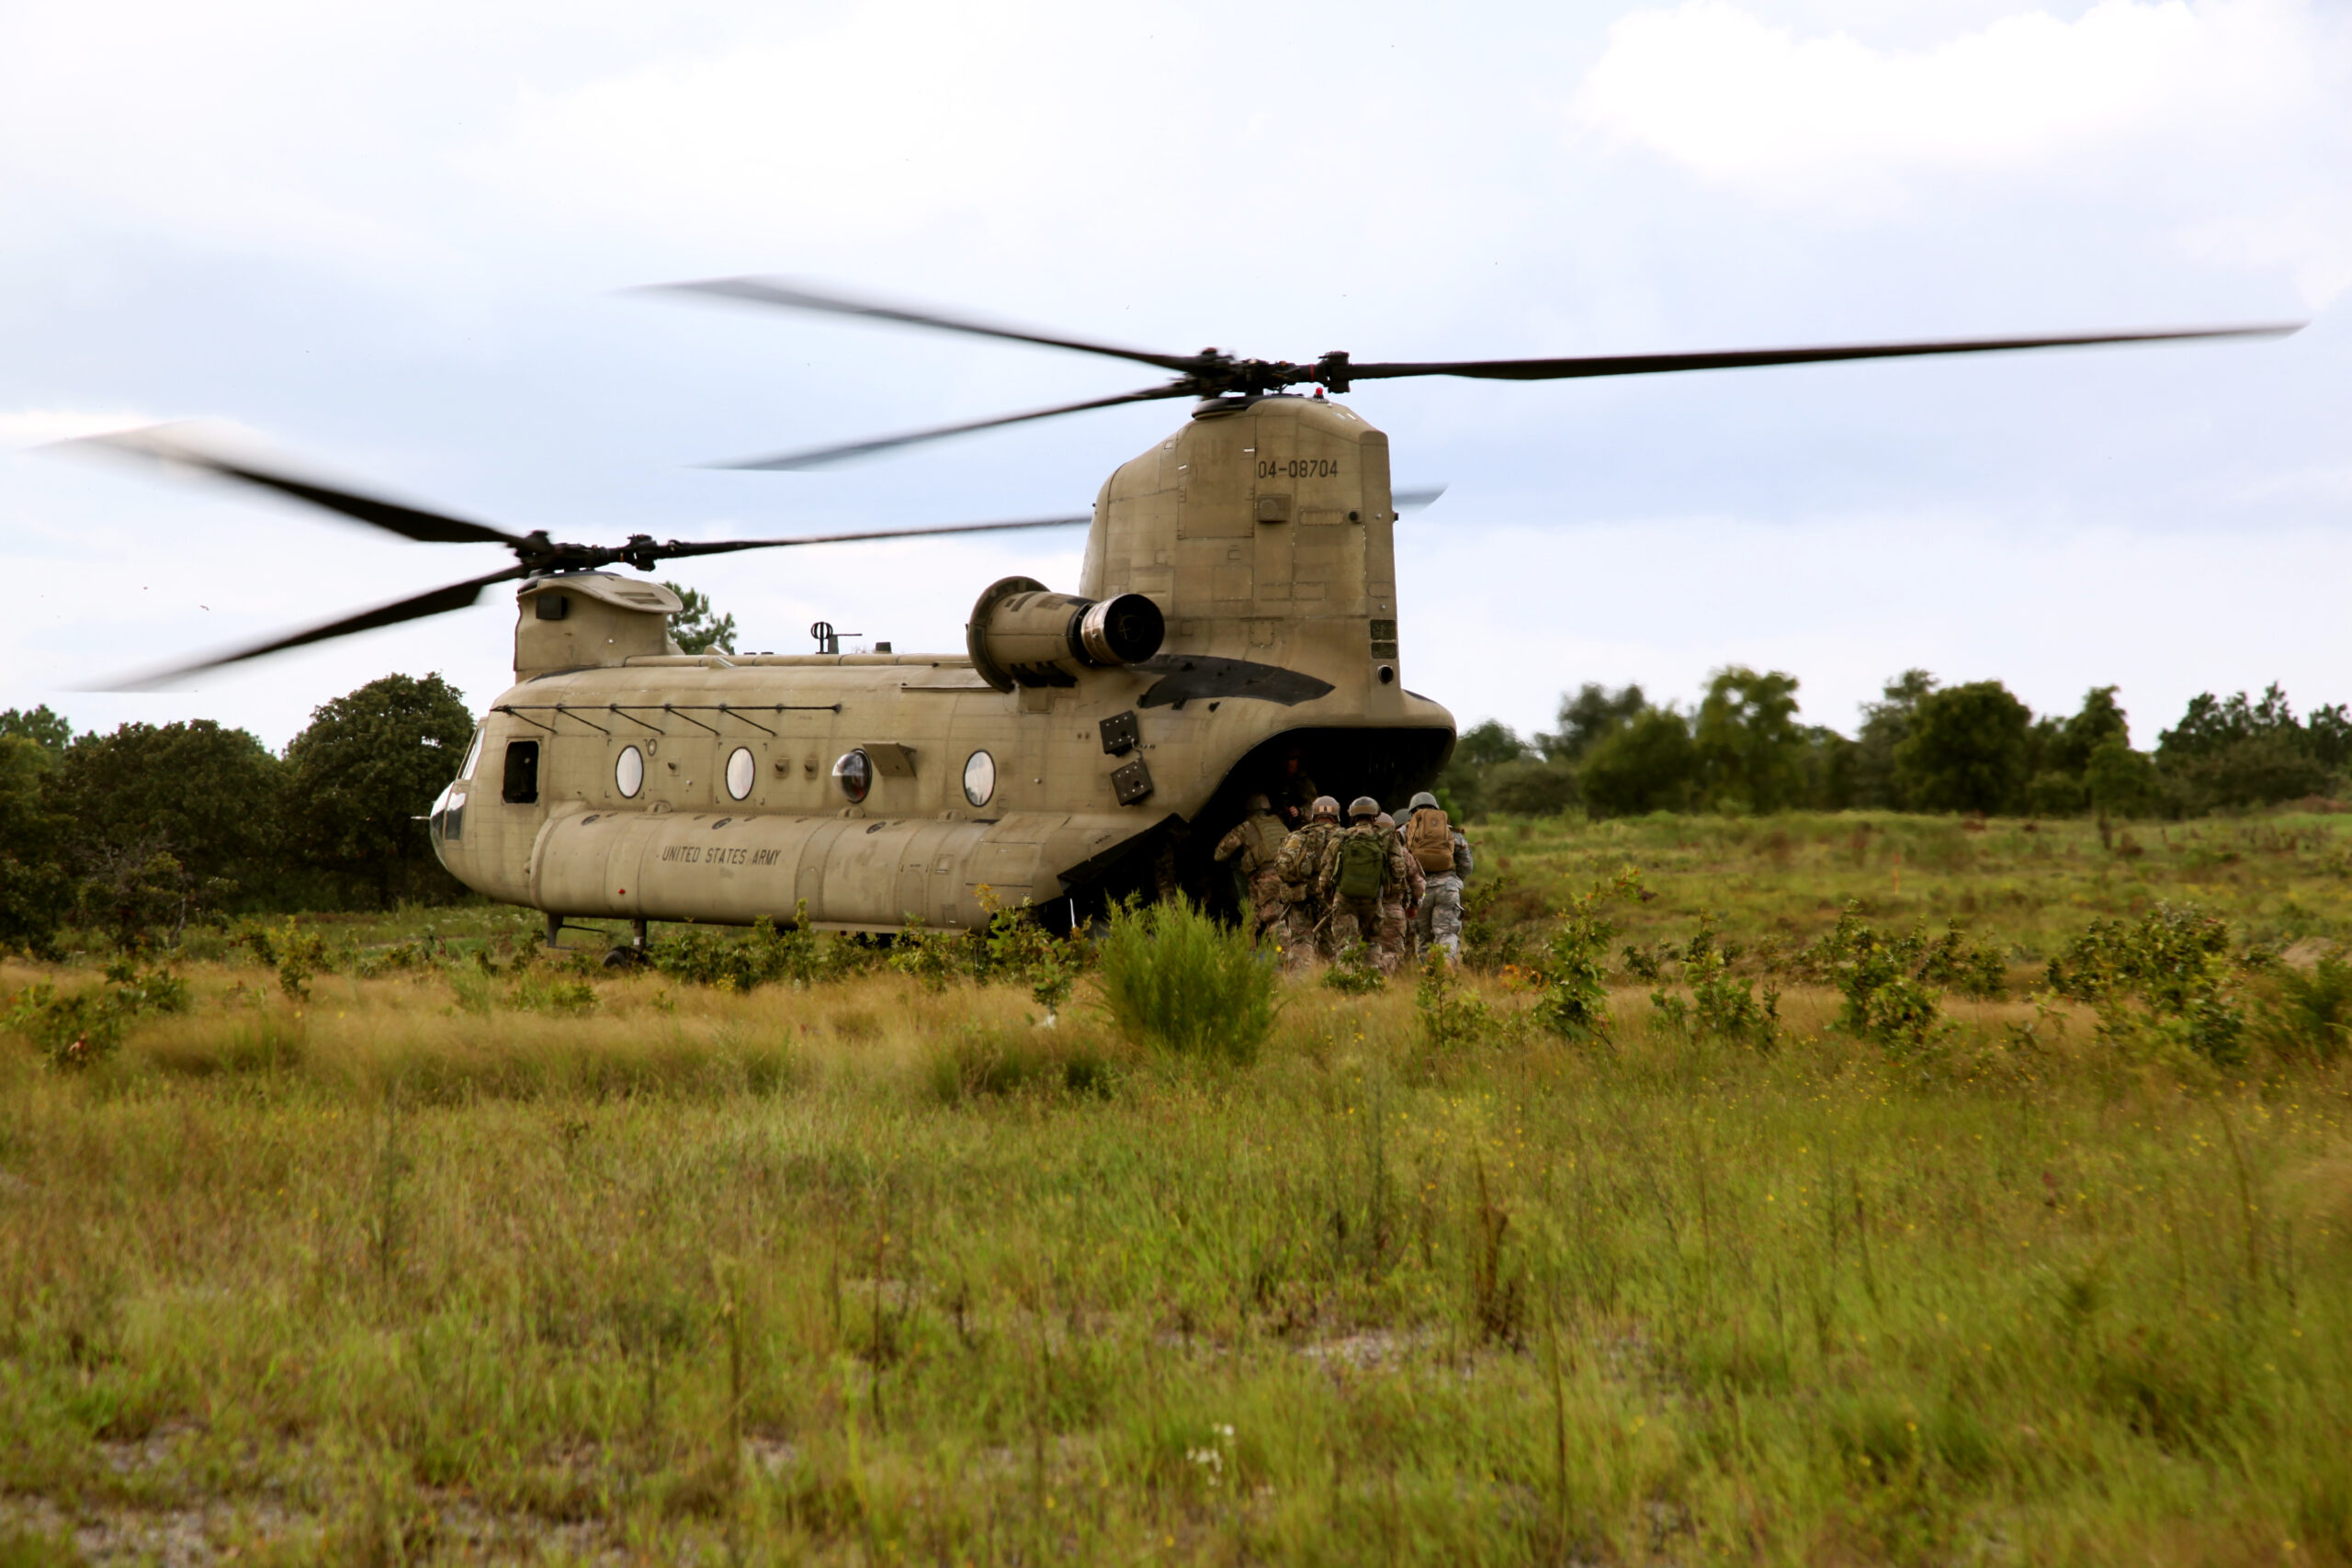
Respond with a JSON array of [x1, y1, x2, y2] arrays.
[[502, 740, 540, 804]]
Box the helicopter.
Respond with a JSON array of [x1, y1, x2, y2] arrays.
[[69, 283, 2296, 953]]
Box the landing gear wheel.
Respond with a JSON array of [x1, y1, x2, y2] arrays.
[[602, 945, 650, 970]]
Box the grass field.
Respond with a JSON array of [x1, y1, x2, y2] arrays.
[[3, 811, 2350, 1565]]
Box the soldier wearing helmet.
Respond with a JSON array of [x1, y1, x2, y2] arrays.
[[1272, 795, 1344, 970], [1315, 796, 1419, 975], [1402, 789, 1473, 964], [1213, 793, 1292, 944]]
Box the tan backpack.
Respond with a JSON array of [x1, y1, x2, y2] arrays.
[[1405, 807, 1454, 873]]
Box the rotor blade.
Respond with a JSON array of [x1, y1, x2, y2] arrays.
[[644, 276, 1200, 374], [1394, 485, 1447, 513], [1339, 323, 2302, 384], [93, 567, 529, 690], [646, 513, 1093, 562], [711, 385, 1193, 471], [62, 425, 530, 547]]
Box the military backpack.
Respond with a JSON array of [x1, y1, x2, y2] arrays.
[[1335, 830, 1388, 900], [1405, 808, 1454, 873]]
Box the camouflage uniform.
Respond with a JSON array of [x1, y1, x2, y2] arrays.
[[1414, 826, 1474, 962], [1272, 816, 1342, 969], [1315, 821, 1419, 976], [1376, 813, 1425, 969], [1213, 806, 1291, 942]]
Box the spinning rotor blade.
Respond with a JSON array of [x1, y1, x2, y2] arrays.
[[1394, 485, 1447, 513], [95, 567, 529, 690], [65, 426, 529, 547], [712, 385, 1193, 470], [1337, 323, 2301, 385], [648, 513, 1094, 560], [647, 276, 1199, 374]]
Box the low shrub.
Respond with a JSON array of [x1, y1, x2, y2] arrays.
[[1526, 866, 1641, 1042], [1808, 906, 1948, 1055], [2047, 904, 2247, 1065], [4, 959, 188, 1069], [1414, 950, 1497, 1055], [1096, 897, 1276, 1065], [1320, 942, 1385, 995], [650, 907, 845, 991]]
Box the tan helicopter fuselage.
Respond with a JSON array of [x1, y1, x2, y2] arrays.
[[429, 394, 1456, 932]]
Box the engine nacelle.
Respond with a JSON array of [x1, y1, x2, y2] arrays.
[[966, 575, 1165, 692]]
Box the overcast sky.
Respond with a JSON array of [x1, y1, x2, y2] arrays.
[[5, 0, 2346, 750]]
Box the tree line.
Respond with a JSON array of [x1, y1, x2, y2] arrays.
[[0, 674, 474, 956], [0, 583, 743, 956], [1438, 668, 2352, 822]]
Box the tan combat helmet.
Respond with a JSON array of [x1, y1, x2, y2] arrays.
[[1408, 790, 1440, 812], [1348, 795, 1380, 822], [1312, 795, 1342, 821], [1246, 793, 1272, 813]]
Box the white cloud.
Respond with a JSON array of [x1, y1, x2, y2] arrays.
[[1574, 1, 2326, 201]]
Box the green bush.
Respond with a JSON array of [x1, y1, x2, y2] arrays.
[[1527, 867, 1641, 1042], [2047, 904, 2246, 1065], [1808, 906, 1949, 1054], [1413, 950, 1496, 1054], [1320, 942, 1385, 995], [650, 907, 840, 991], [1649, 916, 1778, 1049], [4, 959, 187, 1069], [1095, 898, 1276, 1065]]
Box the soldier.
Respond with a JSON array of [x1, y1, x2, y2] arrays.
[[1213, 794, 1291, 944], [1403, 790, 1473, 964], [1272, 795, 1343, 969], [1374, 811, 1424, 965], [1316, 796, 1419, 975], [1274, 750, 1320, 829]]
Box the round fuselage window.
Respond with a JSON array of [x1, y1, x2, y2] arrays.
[[725, 747, 756, 801], [832, 748, 872, 804], [615, 745, 645, 799], [962, 750, 996, 808]]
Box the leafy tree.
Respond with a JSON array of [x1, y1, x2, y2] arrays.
[[1538, 683, 1646, 762], [1692, 666, 1806, 813], [2157, 684, 2339, 811], [0, 735, 72, 956], [1579, 705, 1698, 817], [1895, 680, 2031, 815], [662, 581, 738, 655], [1800, 726, 1860, 811], [0, 705, 72, 753], [1851, 670, 1937, 808], [51, 720, 286, 898], [2049, 685, 2130, 776], [2020, 686, 2134, 816], [1453, 719, 1532, 769], [285, 672, 475, 907], [1485, 758, 1578, 816], [2086, 737, 2158, 818], [1435, 718, 1532, 818]]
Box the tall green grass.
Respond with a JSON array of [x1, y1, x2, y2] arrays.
[[1094, 897, 1277, 1064], [4, 811, 2351, 1562]]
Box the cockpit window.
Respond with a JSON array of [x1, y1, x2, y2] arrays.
[[460, 726, 486, 780]]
